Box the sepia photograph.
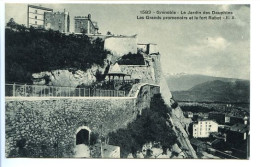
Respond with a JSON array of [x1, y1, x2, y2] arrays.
[[3, 2, 250, 160]]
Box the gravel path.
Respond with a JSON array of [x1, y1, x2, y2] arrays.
[[74, 144, 90, 158]]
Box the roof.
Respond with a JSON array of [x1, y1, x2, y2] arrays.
[[198, 119, 218, 124], [108, 63, 128, 76], [190, 138, 208, 148], [28, 4, 53, 11], [137, 43, 157, 45], [230, 124, 249, 133], [105, 34, 137, 39]]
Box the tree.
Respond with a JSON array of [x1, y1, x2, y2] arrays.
[[107, 31, 112, 35], [5, 20, 109, 83], [6, 18, 16, 29], [108, 93, 177, 157]]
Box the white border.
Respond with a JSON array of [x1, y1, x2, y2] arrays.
[[1, 0, 260, 167]]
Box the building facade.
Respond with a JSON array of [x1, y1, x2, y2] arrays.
[[27, 5, 53, 28], [74, 14, 99, 34], [44, 11, 70, 33], [193, 120, 218, 138], [138, 43, 158, 55], [104, 35, 137, 57]]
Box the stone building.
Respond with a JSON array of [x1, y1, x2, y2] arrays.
[[104, 35, 137, 56], [193, 120, 218, 138], [27, 5, 70, 33], [44, 10, 70, 33], [27, 4, 53, 28], [74, 14, 99, 34]]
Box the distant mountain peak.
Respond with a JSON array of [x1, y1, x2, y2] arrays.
[[172, 79, 249, 103], [166, 74, 248, 92]]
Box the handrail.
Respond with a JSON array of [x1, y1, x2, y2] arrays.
[[5, 83, 125, 97]]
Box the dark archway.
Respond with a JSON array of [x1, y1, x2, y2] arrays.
[[76, 129, 90, 145]]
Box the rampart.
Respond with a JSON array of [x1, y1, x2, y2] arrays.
[[104, 35, 137, 56], [5, 84, 159, 158]]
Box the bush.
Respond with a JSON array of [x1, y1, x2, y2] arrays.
[[117, 52, 145, 65], [171, 101, 178, 109], [90, 132, 99, 145], [108, 93, 176, 157], [181, 105, 214, 113]]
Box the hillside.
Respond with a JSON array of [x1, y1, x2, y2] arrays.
[[172, 80, 250, 103], [5, 20, 109, 84], [165, 73, 242, 91]]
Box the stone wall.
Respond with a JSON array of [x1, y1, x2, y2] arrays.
[[120, 65, 156, 84], [5, 84, 159, 158], [104, 36, 137, 56], [44, 12, 70, 33]]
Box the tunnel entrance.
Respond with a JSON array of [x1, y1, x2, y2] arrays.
[[76, 129, 90, 145]]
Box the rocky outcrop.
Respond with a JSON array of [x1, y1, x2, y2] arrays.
[[32, 64, 107, 87], [151, 53, 197, 158], [169, 108, 197, 158]]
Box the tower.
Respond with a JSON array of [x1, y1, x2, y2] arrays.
[[74, 14, 99, 34], [27, 4, 53, 28]]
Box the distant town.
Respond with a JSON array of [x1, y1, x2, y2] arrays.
[[181, 101, 249, 159]]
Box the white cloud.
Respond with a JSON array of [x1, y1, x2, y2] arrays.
[[206, 37, 230, 50], [220, 5, 230, 11]]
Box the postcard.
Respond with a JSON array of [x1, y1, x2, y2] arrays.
[[3, 2, 250, 160]]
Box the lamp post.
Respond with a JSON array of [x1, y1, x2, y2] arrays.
[[100, 125, 103, 158]]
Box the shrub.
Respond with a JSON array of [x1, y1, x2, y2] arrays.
[[117, 52, 145, 65], [108, 93, 176, 157]]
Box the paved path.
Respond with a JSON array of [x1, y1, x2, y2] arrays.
[[74, 144, 90, 158]]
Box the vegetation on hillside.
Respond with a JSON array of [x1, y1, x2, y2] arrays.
[[5, 19, 109, 83], [180, 105, 215, 113], [172, 80, 250, 103], [117, 52, 145, 65], [108, 94, 176, 158]]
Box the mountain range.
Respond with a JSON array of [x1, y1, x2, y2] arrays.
[[166, 74, 250, 103]]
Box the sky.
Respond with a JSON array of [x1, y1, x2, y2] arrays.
[[5, 3, 250, 80]]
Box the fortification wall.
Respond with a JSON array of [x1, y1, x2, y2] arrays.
[[5, 84, 159, 158], [104, 36, 137, 56], [120, 65, 155, 84]]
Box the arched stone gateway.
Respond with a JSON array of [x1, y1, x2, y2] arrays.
[[75, 126, 91, 145]]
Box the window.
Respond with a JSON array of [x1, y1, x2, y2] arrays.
[[35, 10, 37, 13], [35, 16, 37, 19], [35, 21, 37, 25]]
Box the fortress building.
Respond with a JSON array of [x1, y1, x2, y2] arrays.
[[74, 14, 99, 34], [27, 5, 70, 33], [137, 43, 158, 55], [44, 10, 70, 33], [27, 4, 53, 29]]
